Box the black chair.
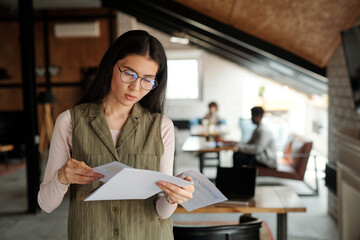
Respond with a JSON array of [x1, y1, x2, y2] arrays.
[[173, 215, 262, 240]]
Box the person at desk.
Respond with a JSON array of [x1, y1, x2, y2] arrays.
[[204, 101, 221, 125], [37, 30, 194, 240], [233, 106, 277, 169]]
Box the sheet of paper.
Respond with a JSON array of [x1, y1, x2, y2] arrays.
[[85, 162, 192, 201], [178, 170, 228, 212], [86, 161, 228, 212], [92, 161, 132, 182]]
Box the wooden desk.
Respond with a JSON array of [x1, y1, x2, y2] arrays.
[[181, 136, 236, 173], [190, 124, 226, 137], [175, 186, 306, 240], [189, 124, 230, 139]]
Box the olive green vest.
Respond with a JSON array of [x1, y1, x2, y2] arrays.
[[68, 102, 173, 240]]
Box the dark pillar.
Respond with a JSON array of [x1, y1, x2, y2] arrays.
[[42, 10, 51, 91], [18, 0, 41, 213], [108, 8, 114, 45]]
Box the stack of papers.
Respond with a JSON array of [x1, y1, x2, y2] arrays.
[[85, 161, 227, 212]]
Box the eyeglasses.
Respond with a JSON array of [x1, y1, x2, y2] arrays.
[[116, 63, 157, 91]]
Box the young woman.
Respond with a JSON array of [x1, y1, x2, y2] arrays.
[[38, 30, 194, 240]]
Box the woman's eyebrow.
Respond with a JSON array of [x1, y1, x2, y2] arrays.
[[122, 65, 156, 78], [122, 65, 135, 72]]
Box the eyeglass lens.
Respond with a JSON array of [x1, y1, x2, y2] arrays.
[[121, 70, 156, 90]]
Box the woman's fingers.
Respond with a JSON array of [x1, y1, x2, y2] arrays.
[[67, 174, 100, 185], [183, 176, 194, 183], [156, 176, 195, 204], [67, 162, 102, 179], [59, 159, 104, 185], [182, 176, 195, 193]]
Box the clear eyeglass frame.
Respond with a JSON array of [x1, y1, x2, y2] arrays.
[[116, 63, 157, 91]]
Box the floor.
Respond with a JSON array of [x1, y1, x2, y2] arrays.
[[0, 134, 338, 240]]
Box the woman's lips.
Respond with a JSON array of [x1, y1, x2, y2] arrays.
[[125, 94, 137, 101]]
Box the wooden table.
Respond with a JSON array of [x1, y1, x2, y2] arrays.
[[175, 185, 306, 240], [181, 136, 236, 173], [190, 124, 227, 137]]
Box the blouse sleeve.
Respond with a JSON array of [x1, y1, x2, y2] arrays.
[[155, 115, 178, 219], [37, 110, 72, 213]]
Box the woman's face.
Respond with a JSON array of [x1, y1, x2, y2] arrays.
[[210, 106, 217, 114], [108, 54, 159, 108]]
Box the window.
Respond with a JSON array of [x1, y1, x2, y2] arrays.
[[166, 50, 203, 100]]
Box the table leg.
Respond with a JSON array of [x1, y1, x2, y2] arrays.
[[199, 153, 204, 173], [277, 213, 287, 240]]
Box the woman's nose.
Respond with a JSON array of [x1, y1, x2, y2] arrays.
[[129, 77, 141, 90]]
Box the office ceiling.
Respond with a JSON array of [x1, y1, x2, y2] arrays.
[[1, 0, 360, 95], [3, 0, 359, 66], [173, 0, 360, 68], [104, 0, 331, 94]]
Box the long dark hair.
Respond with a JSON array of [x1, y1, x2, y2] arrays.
[[77, 30, 167, 113]]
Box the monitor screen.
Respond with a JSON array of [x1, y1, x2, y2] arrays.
[[215, 167, 257, 198], [341, 25, 360, 115]]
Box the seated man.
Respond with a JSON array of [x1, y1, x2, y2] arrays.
[[233, 106, 277, 169]]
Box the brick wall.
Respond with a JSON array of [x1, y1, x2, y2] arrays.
[[327, 18, 360, 220]]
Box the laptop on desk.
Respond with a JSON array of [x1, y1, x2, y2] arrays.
[[215, 166, 257, 205]]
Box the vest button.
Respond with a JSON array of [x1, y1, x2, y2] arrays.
[[113, 228, 119, 235], [112, 207, 118, 213]]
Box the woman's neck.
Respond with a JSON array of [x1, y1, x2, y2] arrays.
[[102, 99, 132, 130]]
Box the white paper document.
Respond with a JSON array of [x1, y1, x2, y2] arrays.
[[177, 170, 228, 212], [85, 161, 227, 212], [85, 162, 191, 201]]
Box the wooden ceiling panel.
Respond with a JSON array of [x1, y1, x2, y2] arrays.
[[173, 0, 236, 22], [229, 0, 360, 67], [174, 0, 360, 67]]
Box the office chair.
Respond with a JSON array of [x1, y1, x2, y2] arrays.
[[173, 215, 262, 240]]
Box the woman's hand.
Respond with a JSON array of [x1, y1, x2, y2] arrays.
[[58, 158, 104, 185], [156, 176, 195, 204]]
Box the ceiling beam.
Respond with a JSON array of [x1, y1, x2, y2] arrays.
[[103, 0, 328, 95]]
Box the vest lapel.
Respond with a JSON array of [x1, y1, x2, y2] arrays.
[[117, 103, 141, 149], [89, 103, 120, 161]]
